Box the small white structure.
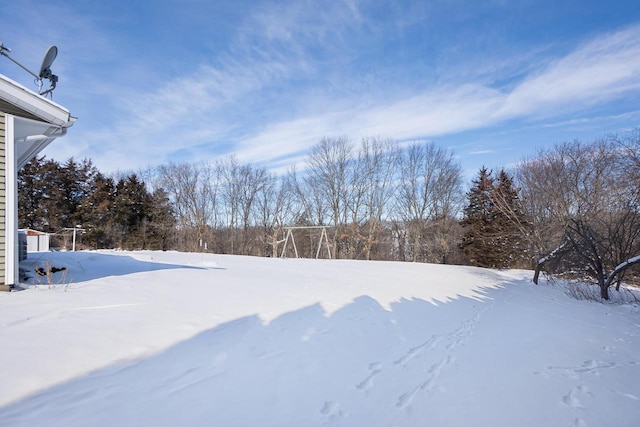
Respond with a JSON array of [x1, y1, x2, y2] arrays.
[[0, 73, 75, 290], [19, 228, 51, 253]]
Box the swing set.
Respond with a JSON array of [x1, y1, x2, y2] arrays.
[[278, 226, 332, 260]]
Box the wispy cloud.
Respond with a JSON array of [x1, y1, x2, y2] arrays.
[[229, 24, 640, 168], [468, 149, 497, 156], [498, 25, 640, 119], [21, 1, 639, 175]]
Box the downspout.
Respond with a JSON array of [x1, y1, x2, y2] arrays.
[[4, 114, 17, 288]]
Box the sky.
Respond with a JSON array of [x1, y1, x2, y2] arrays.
[[2, 0, 640, 178]]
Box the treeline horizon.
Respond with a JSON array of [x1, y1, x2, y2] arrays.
[[18, 131, 640, 298]]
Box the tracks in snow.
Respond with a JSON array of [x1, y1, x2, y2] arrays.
[[542, 359, 640, 427], [319, 301, 491, 423], [390, 306, 487, 411]]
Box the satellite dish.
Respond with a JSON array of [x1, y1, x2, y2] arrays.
[[39, 45, 58, 79], [0, 42, 59, 97], [37, 45, 58, 96]]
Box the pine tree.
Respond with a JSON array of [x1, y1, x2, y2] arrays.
[[47, 158, 100, 231], [460, 167, 498, 267], [491, 169, 531, 268], [113, 174, 152, 250], [82, 173, 116, 249], [18, 156, 49, 230], [19, 156, 177, 250], [461, 167, 531, 268], [146, 188, 176, 250]]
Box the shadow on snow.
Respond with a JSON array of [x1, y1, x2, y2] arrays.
[[19, 251, 218, 284], [0, 284, 506, 427]]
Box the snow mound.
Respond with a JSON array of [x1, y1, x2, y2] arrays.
[[1, 251, 638, 426]]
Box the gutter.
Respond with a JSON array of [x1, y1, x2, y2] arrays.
[[0, 73, 72, 127]]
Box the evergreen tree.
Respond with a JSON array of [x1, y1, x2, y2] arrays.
[[113, 174, 152, 250], [460, 167, 498, 267], [18, 156, 49, 230], [49, 158, 99, 231], [492, 169, 531, 268], [146, 188, 176, 250], [461, 167, 530, 269], [82, 173, 116, 248], [18, 156, 79, 232], [19, 156, 176, 251]]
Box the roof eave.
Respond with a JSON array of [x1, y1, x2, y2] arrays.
[[0, 74, 73, 127]]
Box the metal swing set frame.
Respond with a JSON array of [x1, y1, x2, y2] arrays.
[[279, 226, 332, 260]]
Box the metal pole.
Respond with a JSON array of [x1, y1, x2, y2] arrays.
[[280, 229, 291, 258], [0, 48, 40, 80]]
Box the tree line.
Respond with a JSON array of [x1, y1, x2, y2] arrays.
[[18, 132, 640, 299], [18, 157, 175, 251]]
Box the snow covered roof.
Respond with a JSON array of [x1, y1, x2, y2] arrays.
[[0, 73, 74, 127]]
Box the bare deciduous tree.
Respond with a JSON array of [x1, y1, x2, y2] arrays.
[[305, 136, 353, 258], [396, 142, 463, 263], [237, 163, 269, 254], [256, 174, 297, 257], [520, 136, 640, 299], [356, 137, 399, 260], [157, 162, 217, 252]]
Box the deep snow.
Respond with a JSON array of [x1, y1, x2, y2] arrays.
[[0, 250, 639, 427]]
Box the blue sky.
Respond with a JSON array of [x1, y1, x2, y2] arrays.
[[2, 0, 640, 178]]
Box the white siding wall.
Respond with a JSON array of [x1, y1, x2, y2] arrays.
[[0, 113, 5, 285]]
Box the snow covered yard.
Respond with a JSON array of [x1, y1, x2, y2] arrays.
[[1, 251, 639, 427]]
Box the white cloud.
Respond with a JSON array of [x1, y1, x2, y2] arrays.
[[498, 25, 640, 118], [358, 84, 505, 138], [38, 5, 640, 175], [228, 25, 640, 169]]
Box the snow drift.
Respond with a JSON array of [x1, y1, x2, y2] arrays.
[[0, 250, 638, 426]]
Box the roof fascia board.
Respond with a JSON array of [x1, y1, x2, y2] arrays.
[[0, 74, 72, 127]]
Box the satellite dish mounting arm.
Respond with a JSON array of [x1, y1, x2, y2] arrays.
[[38, 65, 58, 96], [0, 43, 39, 79], [0, 42, 59, 96]]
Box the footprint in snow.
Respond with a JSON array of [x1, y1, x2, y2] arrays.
[[320, 401, 344, 425], [574, 418, 588, 427], [393, 335, 440, 368], [562, 385, 592, 409], [546, 360, 617, 379], [563, 388, 584, 408], [395, 355, 453, 410], [356, 362, 382, 392]]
